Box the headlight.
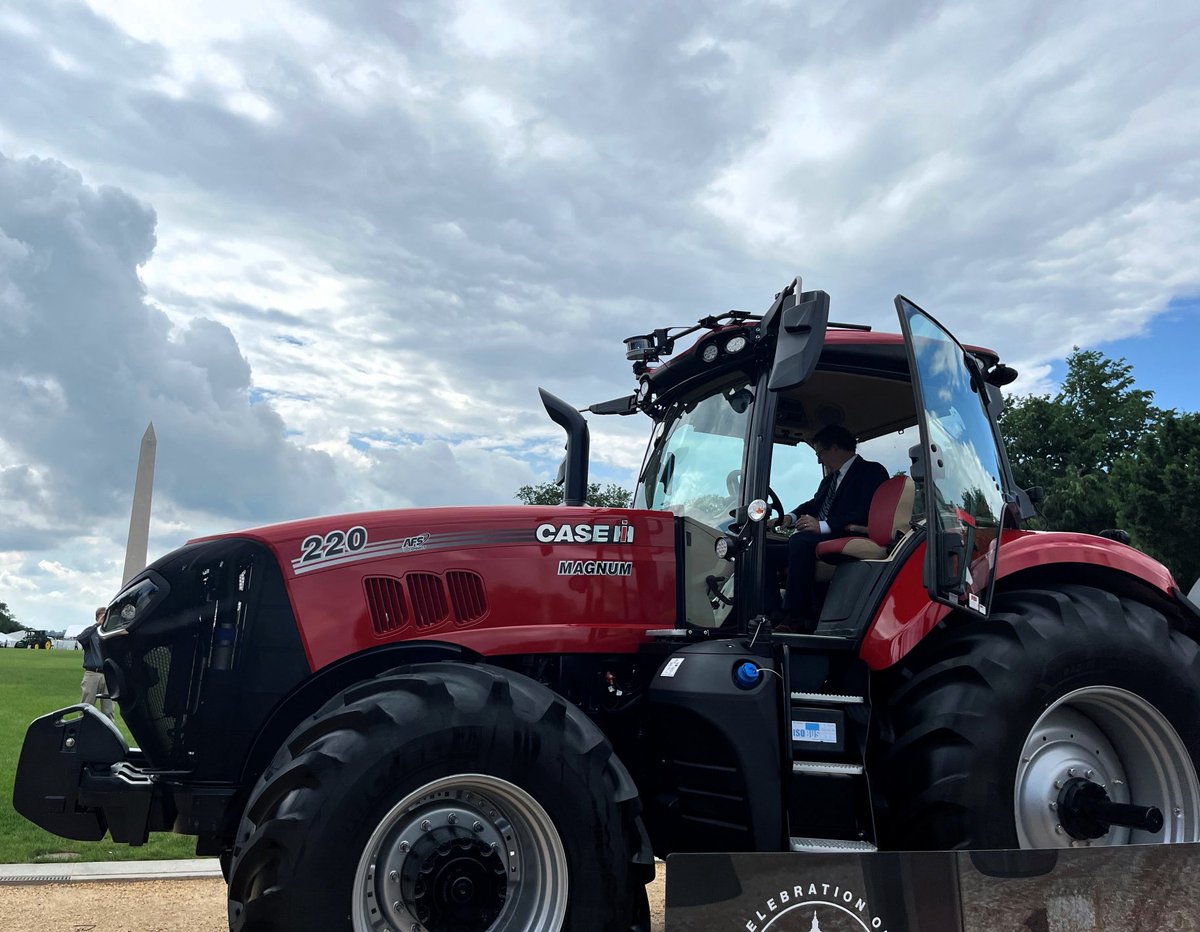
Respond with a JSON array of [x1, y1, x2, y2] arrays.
[[101, 575, 164, 637]]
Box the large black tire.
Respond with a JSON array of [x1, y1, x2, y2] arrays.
[[227, 662, 653, 931], [876, 585, 1200, 850]]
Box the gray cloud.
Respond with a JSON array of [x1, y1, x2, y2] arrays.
[[0, 152, 341, 538]]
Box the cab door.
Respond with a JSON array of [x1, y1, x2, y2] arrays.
[[896, 297, 1012, 615]]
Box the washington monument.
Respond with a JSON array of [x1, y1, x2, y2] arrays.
[[122, 422, 156, 585]]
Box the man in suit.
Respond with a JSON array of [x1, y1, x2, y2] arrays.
[[769, 424, 888, 630]]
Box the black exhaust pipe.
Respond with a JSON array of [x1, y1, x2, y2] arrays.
[[539, 388, 590, 507]]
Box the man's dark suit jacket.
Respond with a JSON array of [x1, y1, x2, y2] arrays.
[[792, 456, 890, 536]]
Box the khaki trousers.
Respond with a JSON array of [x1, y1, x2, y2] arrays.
[[81, 669, 114, 719]]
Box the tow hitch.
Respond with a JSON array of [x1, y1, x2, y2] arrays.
[[1057, 777, 1164, 839]]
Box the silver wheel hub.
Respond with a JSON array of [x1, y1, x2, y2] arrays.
[[352, 774, 568, 932], [1015, 686, 1200, 847]]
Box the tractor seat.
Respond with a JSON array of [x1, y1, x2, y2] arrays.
[[815, 476, 915, 563]]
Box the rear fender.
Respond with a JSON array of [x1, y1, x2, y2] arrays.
[[862, 531, 1184, 670]]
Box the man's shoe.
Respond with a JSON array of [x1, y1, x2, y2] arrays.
[[770, 609, 818, 634], [768, 609, 801, 633]]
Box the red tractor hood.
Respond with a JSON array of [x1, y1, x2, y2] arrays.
[[192, 506, 677, 669]]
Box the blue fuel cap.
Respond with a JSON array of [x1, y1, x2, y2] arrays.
[[734, 661, 761, 689]]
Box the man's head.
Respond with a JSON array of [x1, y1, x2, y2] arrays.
[[95, 607, 106, 622], [811, 424, 857, 473]]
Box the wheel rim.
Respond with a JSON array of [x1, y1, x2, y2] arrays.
[[1014, 686, 1200, 847], [352, 774, 568, 932]]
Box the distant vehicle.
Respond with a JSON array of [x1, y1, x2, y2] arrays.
[[15, 629, 50, 649]]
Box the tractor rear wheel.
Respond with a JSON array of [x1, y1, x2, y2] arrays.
[[877, 585, 1200, 849], [227, 662, 653, 931]]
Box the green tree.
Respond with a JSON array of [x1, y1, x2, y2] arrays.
[[0, 601, 20, 634], [1113, 411, 1200, 590], [1000, 348, 1200, 587], [515, 481, 632, 508], [1000, 349, 1159, 535]]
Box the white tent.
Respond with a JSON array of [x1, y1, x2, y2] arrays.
[[0, 631, 19, 646], [63, 623, 89, 641]]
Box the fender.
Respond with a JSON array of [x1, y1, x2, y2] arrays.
[[995, 529, 1177, 592], [861, 530, 1180, 671], [237, 641, 479, 791]]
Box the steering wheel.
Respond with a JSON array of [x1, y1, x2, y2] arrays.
[[725, 471, 786, 524], [765, 486, 785, 524]]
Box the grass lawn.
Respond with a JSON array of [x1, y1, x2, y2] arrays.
[[0, 648, 197, 863]]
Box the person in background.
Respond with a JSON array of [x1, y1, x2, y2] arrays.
[[77, 607, 114, 719]]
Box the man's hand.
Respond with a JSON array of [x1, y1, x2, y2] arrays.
[[792, 514, 822, 534], [773, 513, 796, 531]]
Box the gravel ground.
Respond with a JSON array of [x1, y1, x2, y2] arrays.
[[0, 874, 667, 932]]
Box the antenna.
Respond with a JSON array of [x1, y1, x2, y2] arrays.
[[122, 422, 156, 585]]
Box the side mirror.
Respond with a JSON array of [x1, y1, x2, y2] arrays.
[[588, 395, 637, 416], [908, 444, 925, 484]]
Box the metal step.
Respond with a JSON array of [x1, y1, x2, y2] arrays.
[[790, 836, 877, 853], [790, 691, 864, 705], [792, 760, 864, 776]]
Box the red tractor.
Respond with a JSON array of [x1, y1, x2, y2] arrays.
[[16, 278, 1200, 931]]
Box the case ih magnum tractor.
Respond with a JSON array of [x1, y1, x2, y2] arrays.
[[16, 278, 1200, 931]]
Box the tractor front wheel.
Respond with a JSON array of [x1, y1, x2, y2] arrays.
[[227, 662, 653, 931], [878, 585, 1200, 850]]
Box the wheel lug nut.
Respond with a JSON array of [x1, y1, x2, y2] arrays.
[[473, 821, 484, 833], [1068, 767, 1077, 777], [392, 900, 401, 910], [420, 820, 432, 832], [399, 841, 410, 853], [1086, 769, 1094, 779], [1049, 802, 1057, 811], [389, 870, 399, 883], [447, 813, 458, 825], [1055, 825, 1064, 835], [1054, 779, 1063, 789]]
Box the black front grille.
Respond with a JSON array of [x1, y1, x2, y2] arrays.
[[105, 538, 309, 779]]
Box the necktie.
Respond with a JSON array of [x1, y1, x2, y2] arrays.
[[817, 471, 840, 521]]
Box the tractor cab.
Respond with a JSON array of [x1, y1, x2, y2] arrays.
[[617, 278, 1025, 640], [598, 279, 1034, 854]]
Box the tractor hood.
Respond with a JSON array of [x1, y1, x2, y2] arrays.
[[191, 505, 677, 668]]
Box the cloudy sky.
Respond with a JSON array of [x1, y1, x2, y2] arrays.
[[1, 0, 1198, 632]]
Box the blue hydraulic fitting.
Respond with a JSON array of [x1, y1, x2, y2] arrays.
[[734, 661, 761, 689]]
